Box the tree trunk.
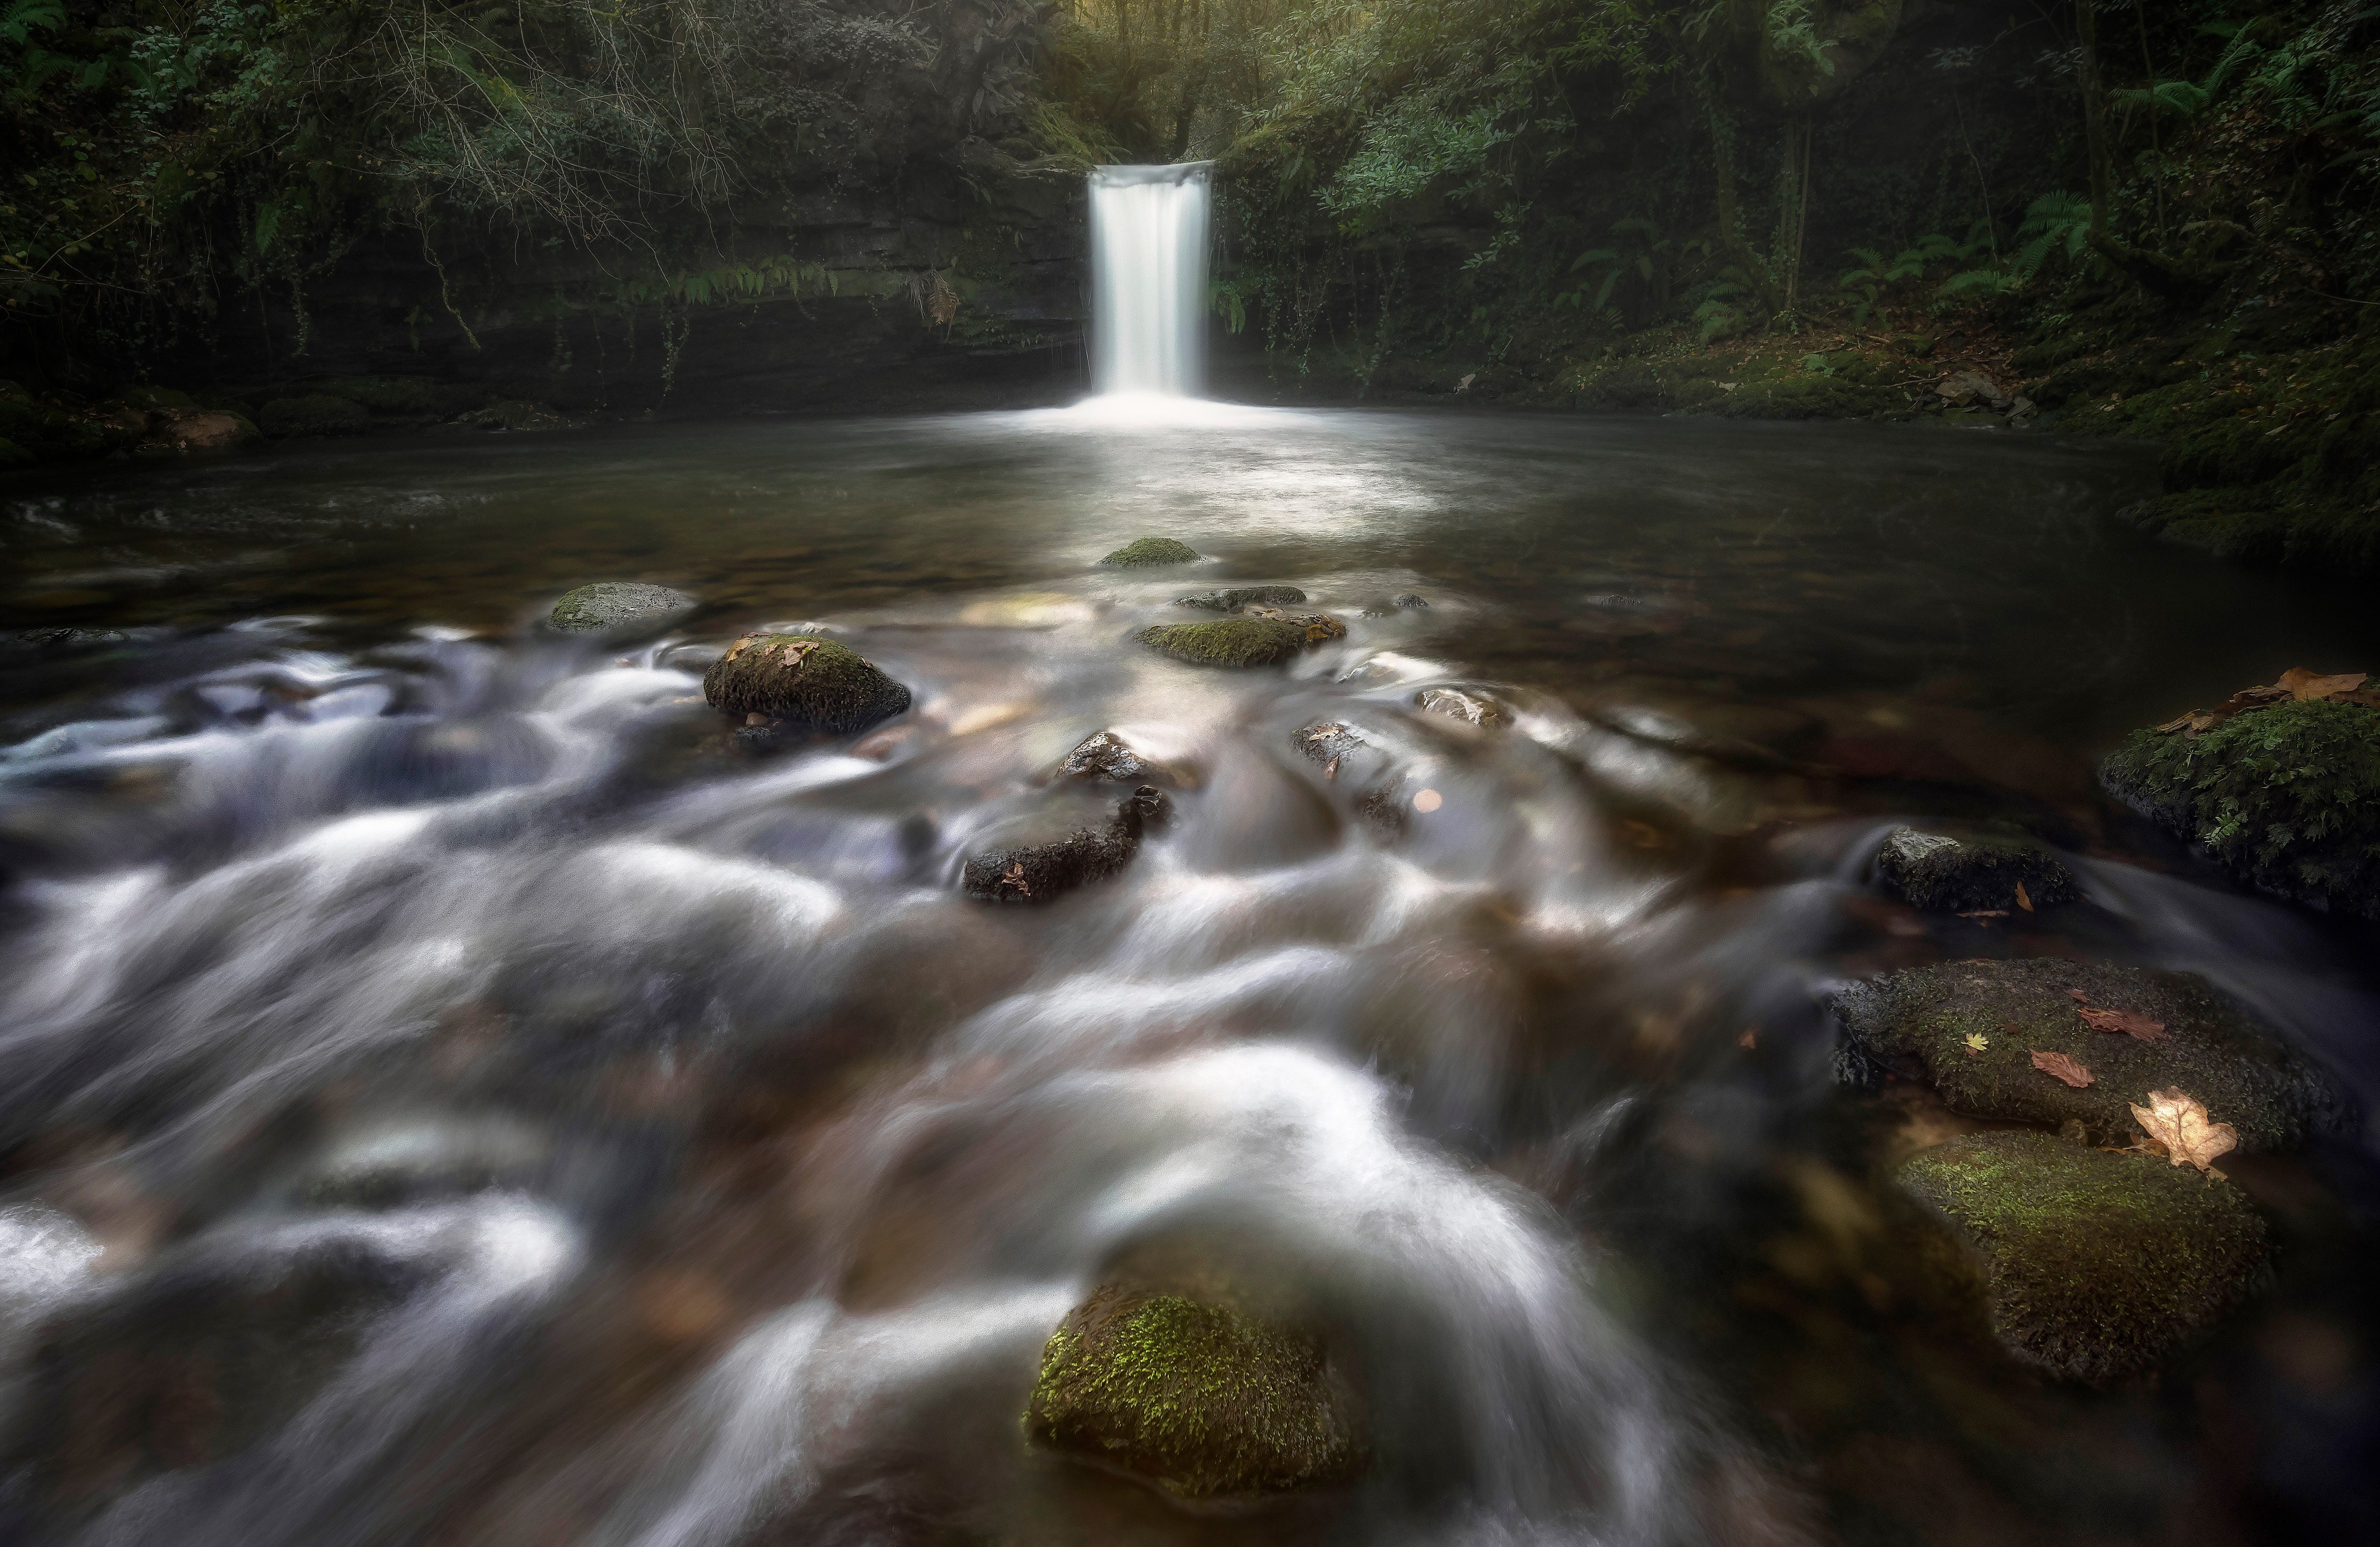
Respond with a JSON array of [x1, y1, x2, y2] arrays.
[[2077, 0, 2113, 236]]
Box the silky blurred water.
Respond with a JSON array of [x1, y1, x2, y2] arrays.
[[1, 407, 2377, 1547]]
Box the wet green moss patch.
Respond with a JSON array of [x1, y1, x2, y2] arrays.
[[1897, 1131, 2267, 1385], [701, 633, 911, 733], [2103, 697, 2380, 921], [1101, 537, 1201, 566], [1835, 959, 2347, 1152], [1138, 617, 1310, 669], [1025, 1285, 1364, 1501]]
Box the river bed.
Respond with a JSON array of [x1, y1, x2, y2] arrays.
[[3, 406, 2376, 1546]]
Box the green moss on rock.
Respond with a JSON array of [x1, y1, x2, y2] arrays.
[[1138, 617, 1310, 669], [1175, 586, 1306, 611], [1897, 1131, 2268, 1384], [1101, 537, 1201, 566], [1024, 1286, 1364, 1500], [1834, 958, 2347, 1151], [259, 394, 370, 438], [701, 633, 911, 733], [2103, 697, 2380, 920], [1876, 826, 2077, 911]]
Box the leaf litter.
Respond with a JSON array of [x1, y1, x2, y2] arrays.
[[2128, 1087, 2239, 1173]]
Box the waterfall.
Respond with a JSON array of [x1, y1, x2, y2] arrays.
[[1088, 163, 1213, 399]]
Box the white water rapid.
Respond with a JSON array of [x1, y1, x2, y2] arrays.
[[1087, 163, 1213, 400]]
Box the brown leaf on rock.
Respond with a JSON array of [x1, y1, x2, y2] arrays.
[[2077, 1005, 2168, 1041], [2065, 987, 2090, 1005], [2129, 1086, 2238, 1173], [2276, 667, 2368, 702], [1737, 1028, 1758, 1051], [2014, 880, 2033, 912], [2030, 1049, 2094, 1088]]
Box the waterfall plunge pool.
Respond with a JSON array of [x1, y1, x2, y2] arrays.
[[3, 405, 2379, 1546]]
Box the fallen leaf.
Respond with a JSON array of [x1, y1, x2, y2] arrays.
[[2066, 988, 2090, 1004], [2077, 1005, 2169, 1041], [2030, 1049, 2094, 1088], [1737, 1028, 1758, 1051], [2129, 1087, 2238, 1173], [1963, 1031, 1989, 1055], [2014, 879, 2033, 912], [2276, 667, 2368, 702]]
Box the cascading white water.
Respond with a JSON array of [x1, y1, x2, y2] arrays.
[[1088, 163, 1213, 398]]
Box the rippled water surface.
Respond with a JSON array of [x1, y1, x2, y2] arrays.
[[3, 407, 2377, 1547]]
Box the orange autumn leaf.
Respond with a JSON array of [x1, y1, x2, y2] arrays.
[[2077, 1004, 2168, 1041], [2030, 1049, 2094, 1088], [2129, 1087, 2238, 1173], [2276, 667, 2368, 702]]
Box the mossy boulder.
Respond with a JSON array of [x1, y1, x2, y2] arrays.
[[547, 581, 697, 638], [963, 786, 1166, 903], [2102, 697, 2380, 920], [1875, 826, 2077, 911], [1101, 537, 1200, 566], [1024, 1285, 1364, 1500], [1896, 1131, 2268, 1384], [1835, 959, 2348, 1151], [701, 634, 911, 733], [258, 394, 370, 438], [1240, 604, 1347, 645], [1175, 585, 1306, 611], [1138, 616, 1310, 669]]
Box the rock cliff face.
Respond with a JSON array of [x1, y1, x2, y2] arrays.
[[112, 3, 1088, 421]]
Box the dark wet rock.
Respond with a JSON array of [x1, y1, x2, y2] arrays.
[[547, 581, 698, 638], [702, 634, 911, 733], [1061, 728, 1148, 782], [1138, 617, 1309, 669], [1025, 1284, 1365, 1501], [1415, 687, 1506, 728], [16, 628, 132, 649], [1876, 826, 2077, 912], [1292, 721, 1405, 837], [962, 786, 1168, 903], [1896, 1131, 2268, 1385], [1394, 593, 1429, 610], [258, 394, 370, 438], [1241, 604, 1348, 646], [151, 408, 260, 452], [1101, 537, 1200, 567], [1174, 586, 1306, 612], [1834, 959, 2349, 1152], [2102, 697, 2380, 921]]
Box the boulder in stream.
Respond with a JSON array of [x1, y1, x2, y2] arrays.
[[1058, 728, 1188, 787], [962, 786, 1168, 903], [1101, 537, 1201, 567], [1415, 687, 1506, 728], [1834, 959, 2348, 1151], [2103, 684, 2380, 921], [547, 581, 698, 638], [1240, 604, 1348, 646], [1025, 1284, 1365, 1501], [702, 634, 911, 733], [1896, 1131, 2268, 1384], [1175, 586, 1306, 612], [1875, 825, 2076, 912], [1138, 616, 1310, 669]]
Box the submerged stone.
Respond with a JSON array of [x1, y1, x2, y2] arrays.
[[1875, 825, 2077, 911], [1025, 1284, 1364, 1501], [1415, 687, 1506, 728], [1059, 728, 1186, 786], [547, 581, 698, 638], [962, 786, 1168, 903], [1393, 593, 1429, 610], [1896, 1131, 2268, 1385], [1834, 958, 2348, 1152], [1101, 537, 1201, 567], [1175, 586, 1306, 612], [702, 633, 911, 733], [2102, 696, 2380, 920], [1138, 617, 1310, 669]]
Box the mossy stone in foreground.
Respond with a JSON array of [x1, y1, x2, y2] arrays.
[[1101, 537, 1201, 566], [547, 581, 697, 637], [1025, 1286, 1364, 1500], [2102, 698, 2380, 920], [1876, 826, 2077, 911], [701, 633, 911, 733], [1138, 617, 1309, 669], [1897, 1131, 2267, 1384], [1835, 959, 2348, 1152]]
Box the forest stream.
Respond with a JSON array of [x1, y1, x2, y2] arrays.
[[2, 406, 2378, 1547]]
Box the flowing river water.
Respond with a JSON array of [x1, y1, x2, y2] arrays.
[[2, 406, 2377, 1547]]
